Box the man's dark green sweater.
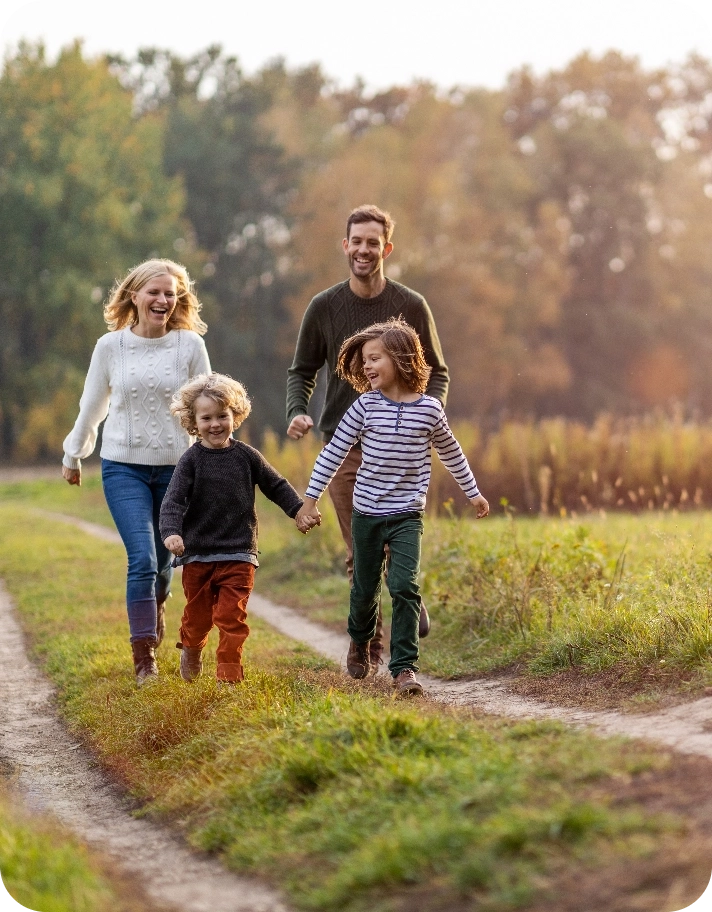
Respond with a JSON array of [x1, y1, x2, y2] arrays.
[[287, 279, 449, 437]]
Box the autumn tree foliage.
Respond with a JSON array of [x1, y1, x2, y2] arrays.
[[2, 43, 712, 460]]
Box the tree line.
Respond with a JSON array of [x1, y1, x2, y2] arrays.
[[1, 41, 712, 461]]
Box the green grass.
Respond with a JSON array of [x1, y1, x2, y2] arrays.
[[0, 497, 701, 911], [8, 474, 712, 698], [0, 785, 139, 912], [253, 495, 712, 697]]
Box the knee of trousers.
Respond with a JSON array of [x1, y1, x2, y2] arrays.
[[388, 579, 420, 601]]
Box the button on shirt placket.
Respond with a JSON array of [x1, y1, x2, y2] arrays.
[[396, 403, 403, 433]]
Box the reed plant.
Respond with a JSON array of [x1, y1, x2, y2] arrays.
[[257, 415, 712, 516]]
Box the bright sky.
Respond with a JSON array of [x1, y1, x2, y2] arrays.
[[2, 0, 712, 91]]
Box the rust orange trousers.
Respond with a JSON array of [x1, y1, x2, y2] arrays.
[[179, 560, 254, 682]]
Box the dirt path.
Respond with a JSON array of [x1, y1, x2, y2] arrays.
[[5, 507, 712, 910], [0, 579, 290, 911]]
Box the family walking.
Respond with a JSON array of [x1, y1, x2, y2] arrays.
[[62, 205, 488, 695]]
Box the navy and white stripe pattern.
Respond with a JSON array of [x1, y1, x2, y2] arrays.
[[305, 391, 480, 515]]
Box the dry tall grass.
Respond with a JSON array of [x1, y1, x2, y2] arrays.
[[260, 416, 712, 516]]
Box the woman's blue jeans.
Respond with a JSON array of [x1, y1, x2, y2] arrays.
[[101, 459, 175, 643]]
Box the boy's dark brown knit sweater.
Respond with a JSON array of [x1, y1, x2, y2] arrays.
[[159, 440, 303, 558], [287, 279, 449, 437]]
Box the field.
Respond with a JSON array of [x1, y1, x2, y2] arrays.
[[1, 475, 712, 909]]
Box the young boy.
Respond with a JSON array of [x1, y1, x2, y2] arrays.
[[160, 372, 304, 683]]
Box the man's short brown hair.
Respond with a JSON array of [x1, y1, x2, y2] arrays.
[[346, 205, 395, 243]]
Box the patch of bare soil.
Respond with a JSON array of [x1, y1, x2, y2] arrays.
[[504, 664, 706, 714], [0, 581, 291, 912]]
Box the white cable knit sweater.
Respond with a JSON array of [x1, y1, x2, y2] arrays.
[[62, 328, 211, 469]]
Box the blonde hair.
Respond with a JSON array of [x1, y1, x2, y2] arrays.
[[103, 259, 207, 335], [337, 318, 431, 394], [170, 373, 251, 435]]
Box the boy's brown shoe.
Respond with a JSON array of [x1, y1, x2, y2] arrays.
[[393, 668, 424, 697], [347, 639, 371, 679], [177, 643, 203, 682]]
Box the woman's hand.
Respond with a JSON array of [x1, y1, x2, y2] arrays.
[[62, 466, 81, 486], [296, 500, 321, 534], [164, 535, 185, 556], [470, 493, 489, 518]]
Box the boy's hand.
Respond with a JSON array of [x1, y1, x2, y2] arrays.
[[296, 500, 321, 534], [164, 534, 185, 555], [470, 493, 489, 518]]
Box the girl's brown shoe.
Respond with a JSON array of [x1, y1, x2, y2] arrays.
[[393, 668, 424, 697]]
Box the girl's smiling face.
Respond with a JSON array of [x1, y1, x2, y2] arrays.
[[131, 273, 177, 337], [193, 395, 235, 449], [362, 338, 398, 396]]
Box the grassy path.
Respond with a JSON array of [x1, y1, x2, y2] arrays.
[[46, 508, 712, 762], [0, 483, 711, 909]]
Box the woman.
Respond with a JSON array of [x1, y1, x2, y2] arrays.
[[62, 259, 211, 685]]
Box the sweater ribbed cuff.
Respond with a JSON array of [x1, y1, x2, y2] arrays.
[[63, 454, 81, 470]]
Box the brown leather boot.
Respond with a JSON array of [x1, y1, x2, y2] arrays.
[[346, 639, 371, 679], [393, 668, 424, 697], [131, 638, 158, 686]]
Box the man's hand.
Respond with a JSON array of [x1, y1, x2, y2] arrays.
[[470, 493, 489, 518], [287, 415, 314, 440], [296, 499, 321, 534], [62, 466, 81, 486], [164, 535, 185, 556]]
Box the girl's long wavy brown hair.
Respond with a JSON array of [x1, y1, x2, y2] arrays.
[[337, 317, 431, 394], [103, 259, 207, 334]]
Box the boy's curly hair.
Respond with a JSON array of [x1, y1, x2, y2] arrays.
[[337, 318, 431, 394], [170, 373, 251, 435]]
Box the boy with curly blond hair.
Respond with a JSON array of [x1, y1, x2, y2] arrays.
[[160, 372, 303, 683]]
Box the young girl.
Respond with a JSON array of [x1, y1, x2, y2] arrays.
[[160, 373, 303, 684], [297, 319, 488, 696]]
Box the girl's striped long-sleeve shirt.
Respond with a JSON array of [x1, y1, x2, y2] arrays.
[[305, 391, 480, 515]]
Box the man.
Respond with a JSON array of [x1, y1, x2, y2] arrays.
[[286, 204, 449, 671]]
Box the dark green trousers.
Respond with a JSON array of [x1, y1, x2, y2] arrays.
[[348, 510, 423, 677]]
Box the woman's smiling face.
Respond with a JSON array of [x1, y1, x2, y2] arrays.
[[131, 273, 177, 337]]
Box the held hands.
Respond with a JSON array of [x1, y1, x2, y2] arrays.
[[164, 535, 185, 556], [470, 493, 490, 518], [287, 415, 314, 440], [62, 466, 81, 486], [296, 499, 321, 534]]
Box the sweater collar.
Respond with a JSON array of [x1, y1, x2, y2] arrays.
[[342, 278, 392, 307]]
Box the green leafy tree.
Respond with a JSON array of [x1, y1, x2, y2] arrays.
[[0, 42, 185, 460]]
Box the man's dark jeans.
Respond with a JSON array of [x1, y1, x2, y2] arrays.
[[348, 509, 423, 677]]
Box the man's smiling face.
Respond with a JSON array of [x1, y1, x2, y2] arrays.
[[342, 220, 393, 280]]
